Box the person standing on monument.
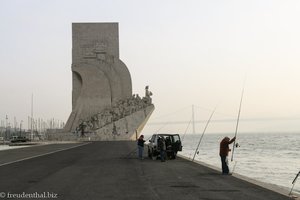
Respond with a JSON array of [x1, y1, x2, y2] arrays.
[[219, 136, 236, 175], [137, 135, 145, 160], [145, 86, 153, 104], [78, 121, 87, 137]]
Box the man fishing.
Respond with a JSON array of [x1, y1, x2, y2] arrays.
[[219, 136, 236, 175], [137, 135, 145, 160]]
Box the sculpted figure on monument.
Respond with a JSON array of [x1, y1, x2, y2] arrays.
[[144, 86, 153, 105], [112, 123, 118, 135], [136, 94, 141, 101], [103, 109, 112, 124], [112, 105, 121, 121], [145, 86, 152, 98], [100, 116, 107, 128], [77, 120, 87, 137], [129, 95, 137, 114], [123, 101, 130, 116], [91, 115, 99, 130], [96, 113, 103, 128], [86, 120, 93, 131], [74, 86, 155, 133]]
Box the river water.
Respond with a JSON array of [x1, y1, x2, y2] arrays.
[[177, 132, 300, 195]]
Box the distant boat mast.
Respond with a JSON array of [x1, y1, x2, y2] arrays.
[[31, 93, 33, 140]]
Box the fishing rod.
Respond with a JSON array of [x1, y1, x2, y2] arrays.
[[289, 171, 300, 196], [181, 117, 192, 143], [231, 83, 245, 162], [124, 134, 153, 158], [123, 129, 154, 158], [231, 161, 238, 174], [192, 107, 216, 162]]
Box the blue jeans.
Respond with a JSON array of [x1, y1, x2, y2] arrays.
[[221, 156, 229, 174], [138, 145, 144, 159]]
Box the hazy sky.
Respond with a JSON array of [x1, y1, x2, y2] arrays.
[[1, 0, 300, 134]]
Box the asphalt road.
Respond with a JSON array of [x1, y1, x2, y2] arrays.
[[0, 142, 292, 200]]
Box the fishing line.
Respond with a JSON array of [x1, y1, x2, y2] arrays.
[[150, 105, 192, 121], [154, 121, 170, 134], [181, 117, 192, 143], [192, 107, 217, 162]]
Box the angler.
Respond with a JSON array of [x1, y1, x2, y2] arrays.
[[219, 136, 236, 175]]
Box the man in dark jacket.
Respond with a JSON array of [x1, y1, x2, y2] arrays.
[[219, 136, 236, 174], [137, 135, 145, 159], [158, 137, 166, 162]]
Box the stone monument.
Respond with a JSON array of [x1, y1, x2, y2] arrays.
[[63, 23, 154, 141]]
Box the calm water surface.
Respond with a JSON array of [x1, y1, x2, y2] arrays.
[[178, 133, 300, 195]]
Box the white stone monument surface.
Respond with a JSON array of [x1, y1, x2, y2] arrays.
[[62, 23, 154, 141]]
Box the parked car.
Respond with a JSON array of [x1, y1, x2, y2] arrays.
[[148, 133, 182, 160], [10, 136, 30, 143]]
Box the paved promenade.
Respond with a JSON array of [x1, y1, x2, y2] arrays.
[[0, 142, 293, 200]]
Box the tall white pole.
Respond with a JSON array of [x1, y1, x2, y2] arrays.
[[31, 93, 33, 140]]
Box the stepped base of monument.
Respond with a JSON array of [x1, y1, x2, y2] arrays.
[[48, 105, 154, 141]]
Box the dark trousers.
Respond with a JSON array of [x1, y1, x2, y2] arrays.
[[160, 150, 165, 162], [138, 145, 144, 159], [220, 156, 229, 174]]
